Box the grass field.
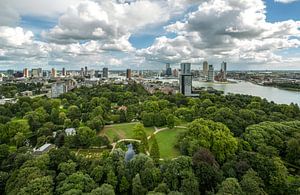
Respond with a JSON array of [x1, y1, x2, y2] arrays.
[[100, 122, 155, 142], [155, 128, 187, 159]]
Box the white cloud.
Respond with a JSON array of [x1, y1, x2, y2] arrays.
[[274, 0, 299, 3], [139, 0, 300, 67]]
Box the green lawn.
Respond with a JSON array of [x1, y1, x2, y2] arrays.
[[155, 128, 187, 159], [100, 123, 155, 142]]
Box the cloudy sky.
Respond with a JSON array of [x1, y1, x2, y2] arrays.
[[0, 0, 300, 70]]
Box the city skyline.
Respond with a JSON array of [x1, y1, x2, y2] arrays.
[[0, 0, 300, 70]]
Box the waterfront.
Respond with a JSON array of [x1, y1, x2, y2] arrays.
[[193, 80, 300, 105]]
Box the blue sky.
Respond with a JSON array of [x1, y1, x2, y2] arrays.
[[0, 0, 300, 70]]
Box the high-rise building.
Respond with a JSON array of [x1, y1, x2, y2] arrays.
[[166, 63, 172, 76], [179, 63, 192, 96], [221, 61, 227, 80], [51, 68, 57, 77], [62, 68, 66, 76], [103, 67, 108, 78], [38, 68, 43, 77], [207, 65, 214, 82], [173, 69, 178, 77], [80, 68, 84, 77], [95, 71, 101, 78], [84, 66, 88, 76], [31, 68, 42, 78], [126, 69, 132, 80], [23, 68, 29, 78], [203, 61, 209, 77]]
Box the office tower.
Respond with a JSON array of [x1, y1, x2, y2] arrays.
[[173, 69, 178, 77], [43, 70, 49, 77], [126, 69, 132, 80], [103, 67, 108, 78], [23, 68, 29, 78], [51, 68, 57, 77], [31, 68, 42, 77], [80, 68, 84, 77], [179, 63, 192, 96], [95, 71, 101, 78], [84, 66, 88, 76], [38, 68, 43, 77], [203, 61, 209, 77], [207, 65, 214, 82], [221, 61, 227, 80], [62, 68, 66, 76], [166, 63, 172, 76]]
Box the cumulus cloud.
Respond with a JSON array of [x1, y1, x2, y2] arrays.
[[274, 0, 299, 3], [139, 0, 300, 66]]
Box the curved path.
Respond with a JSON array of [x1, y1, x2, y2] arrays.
[[111, 125, 187, 153]]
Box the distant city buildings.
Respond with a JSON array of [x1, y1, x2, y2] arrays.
[[103, 67, 108, 78], [126, 69, 132, 80]]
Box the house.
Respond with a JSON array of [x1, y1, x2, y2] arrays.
[[65, 128, 76, 136], [33, 143, 55, 155]]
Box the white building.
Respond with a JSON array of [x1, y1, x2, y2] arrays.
[[65, 128, 76, 136]]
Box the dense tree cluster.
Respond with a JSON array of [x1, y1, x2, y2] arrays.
[[0, 83, 299, 194]]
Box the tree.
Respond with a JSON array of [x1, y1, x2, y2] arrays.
[[76, 126, 96, 148], [141, 112, 155, 127], [240, 169, 266, 195], [119, 176, 130, 194], [216, 178, 243, 195], [178, 119, 238, 163], [67, 105, 81, 121], [13, 132, 26, 148], [150, 135, 160, 163], [132, 174, 146, 195], [58, 160, 77, 175], [166, 114, 175, 129], [133, 123, 149, 153], [18, 176, 54, 195], [56, 172, 96, 194], [90, 184, 115, 195]]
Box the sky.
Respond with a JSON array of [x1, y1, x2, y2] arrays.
[[0, 0, 300, 70]]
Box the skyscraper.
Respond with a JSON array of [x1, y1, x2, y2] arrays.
[[103, 67, 108, 78], [23, 68, 29, 78], [32, 68, 42, 78], [62, 68, 66, 76], [126, 69, 132, 80], [207, 65, 214, 82], [80, 68, 84, 77], [166, 63, 172, 76], [203, 61, 209, 78], [179, 63, 192, 96], [51, 68, 57, 77], [221, 61, 227, 80], [84, 66, 88, 76]]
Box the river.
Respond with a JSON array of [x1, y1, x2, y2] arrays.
[[194, 80, 300, 105], [158, 78, 300, 105]]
